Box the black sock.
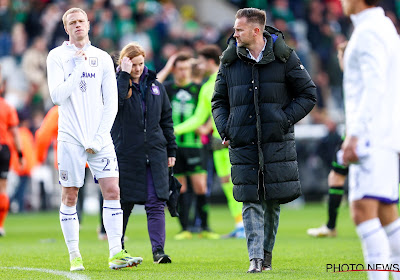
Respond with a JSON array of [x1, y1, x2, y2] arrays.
[[327, 186, 344, 229], [196, 194, 209, 230], [178, 192, 191, 231]]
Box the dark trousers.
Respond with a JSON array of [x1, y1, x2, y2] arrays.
[[121, 166, 166, 253]]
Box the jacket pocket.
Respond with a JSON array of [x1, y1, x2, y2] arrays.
[[278, 109, 290, 134], [225, 113, 233, 139]]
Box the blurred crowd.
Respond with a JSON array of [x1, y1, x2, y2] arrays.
[[1, 0, 400, 211]]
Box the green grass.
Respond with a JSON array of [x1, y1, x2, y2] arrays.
[[0, 203, 367, 279]]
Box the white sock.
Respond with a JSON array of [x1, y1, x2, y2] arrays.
[[236, 221, 244, 229], [103, 200, 123, 257], [384, 218, 400, 280], [59, 203, 80, 261], [356, 218, 390, 280]]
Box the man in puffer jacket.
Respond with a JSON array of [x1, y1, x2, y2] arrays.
[[211, 8, 316, 273]]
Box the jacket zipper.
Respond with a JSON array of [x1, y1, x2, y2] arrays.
[[143, 90, 149, 165], [136, 81, 149, 165], [252, 65, 265, 200]]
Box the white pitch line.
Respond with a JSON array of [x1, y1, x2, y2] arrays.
[[1, 266, 90, 280]]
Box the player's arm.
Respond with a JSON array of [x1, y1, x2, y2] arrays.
[[7, 103, 23, 161], [10, 126, 23, 162], [47, 50, 86, 106], [342, 33, 387, 165], [347, 32, 387, 138], [35, 106, 58, 164], [88, 54, 118, 153], [196, 118, 213, 136], [173, 84, 211, 135], [157, 53, 177, 83], [337, 41, 348, 72], [211, 66, 230, 140]]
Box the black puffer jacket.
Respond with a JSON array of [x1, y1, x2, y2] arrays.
[[212, 26, 317, 204], [111, 68, 177, 204]]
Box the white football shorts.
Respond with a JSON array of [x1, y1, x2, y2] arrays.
[[348, 147, 399, 203], [57, 141, 119, 187]]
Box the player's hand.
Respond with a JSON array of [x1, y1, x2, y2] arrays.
[[341, 135, 358, 165], [165, 53, 178, 70], [168, 157, 176, 167], [86, 138, 101, 154], [121, 56, 133, 73], [86, 148, 95, 154], [74, 50, 87, 61], [195, 119, 213, 136], [222, 139, 230, 147], [195, 125, 209, 136]]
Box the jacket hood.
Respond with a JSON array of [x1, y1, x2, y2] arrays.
[[220, 25, 293, 66]]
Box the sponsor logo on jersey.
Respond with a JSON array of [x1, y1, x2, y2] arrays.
[[81, 72, 96, 78], [60, 170, 68, 181], [176, 89, 192, 102], [151, 84, 160, 95], [79, 80, 87, 92], [89, 57, 98, 67]]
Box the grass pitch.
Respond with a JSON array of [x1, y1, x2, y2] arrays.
[[0, 202, 367, 279]]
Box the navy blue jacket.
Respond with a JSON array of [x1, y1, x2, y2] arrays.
[[111, 68, 177, 204]]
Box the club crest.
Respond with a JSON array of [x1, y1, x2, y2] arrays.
[[89, 57, 98, 67], [151, 84, 160, 95], [60, 170, 68, 181]]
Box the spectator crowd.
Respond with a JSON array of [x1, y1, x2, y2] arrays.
[[1, 0, 399, 212]]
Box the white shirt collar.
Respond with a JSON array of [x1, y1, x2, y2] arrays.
[[62, 41, 92, 50], [247, 38, 267, 63], [350, 7, 384, 27]]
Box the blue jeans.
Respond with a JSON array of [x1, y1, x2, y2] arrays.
[[243, 199, 280, 260]]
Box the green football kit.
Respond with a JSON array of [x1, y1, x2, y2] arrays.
[[174, 73, 243, 221]]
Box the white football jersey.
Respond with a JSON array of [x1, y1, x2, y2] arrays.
[[47, 41, 118, 152], [344, 7, 400, 151]]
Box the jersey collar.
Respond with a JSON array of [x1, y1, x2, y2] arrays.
[[62, 41, 92, 51], [350, 7, 384, 27]]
